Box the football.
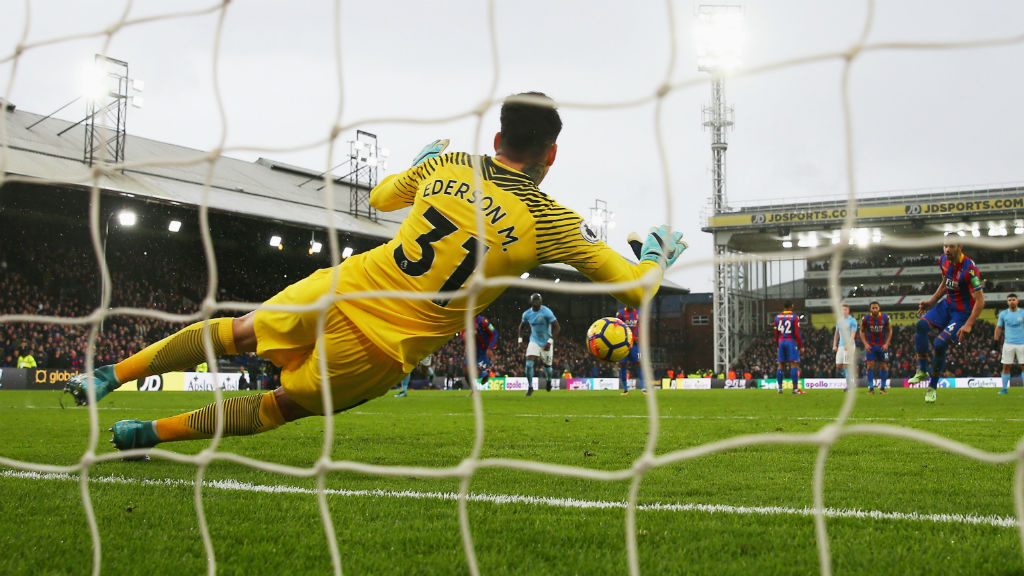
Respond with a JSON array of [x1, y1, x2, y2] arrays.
[[586, 317, 634, 362]]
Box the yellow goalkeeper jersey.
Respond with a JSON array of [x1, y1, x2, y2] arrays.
[[335, 152, 661, 370]]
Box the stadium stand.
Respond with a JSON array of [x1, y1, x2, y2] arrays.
[[0, 184, 645, 383], [731, 322, 1003, 379]]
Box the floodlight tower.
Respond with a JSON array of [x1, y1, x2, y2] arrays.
[[347, 130, 389, 221], [589, 199, 614, 243], [697, 4, 744, 375], [81, 55, 139, 166]]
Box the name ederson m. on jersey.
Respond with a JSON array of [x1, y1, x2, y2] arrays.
[[333, 152, 662, 372]]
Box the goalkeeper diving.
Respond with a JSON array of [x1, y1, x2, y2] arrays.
[[63, 91, 688, 454]]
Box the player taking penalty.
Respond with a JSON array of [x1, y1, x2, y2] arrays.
[[909, 233, 985, 403], [62, 92, 689, 455]]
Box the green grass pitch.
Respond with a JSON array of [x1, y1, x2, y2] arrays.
[[2, 388, 1024, 575]]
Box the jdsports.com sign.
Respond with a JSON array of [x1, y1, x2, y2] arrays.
[[752, 209, 847, 224], [707, 195, 1024, 229], [905, 197, 1024, 215]]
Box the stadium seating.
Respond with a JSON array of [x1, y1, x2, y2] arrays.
[[730, 322, 1003, 379]]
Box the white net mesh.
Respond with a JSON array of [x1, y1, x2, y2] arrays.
[[4, 1, 1024, 575]]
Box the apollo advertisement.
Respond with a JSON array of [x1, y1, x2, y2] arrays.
[[477, 377, 566, 391], [800, 378, 848, 390], [506, 377, 562, 391], [752, 378, 845, 390]]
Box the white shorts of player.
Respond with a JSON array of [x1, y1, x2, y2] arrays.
[[418, 355, 432, 367], [526, 339, 553, 366], [835, 344, 851, 365], [1003, 343, 1024, 365]]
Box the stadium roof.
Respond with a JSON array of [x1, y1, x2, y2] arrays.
[[702, 185, 1024, 253], [0, 101, 405, 240], [0, 101, 688, 293]]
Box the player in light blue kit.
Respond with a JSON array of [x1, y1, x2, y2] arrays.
[[519, 293, 560, 396], [994, 293, 1024, 395], [394, 354, 434, 398], [832, 303, 858, 379]]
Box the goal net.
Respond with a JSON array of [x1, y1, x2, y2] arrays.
[[3, 1, 1024, 575]]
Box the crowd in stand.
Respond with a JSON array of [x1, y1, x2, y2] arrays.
[[731, 321, 1003, 380], [0, 225, 306, 389], [3, 241, 1008, 382], [5, 210, 1017, 385], [807, 246, 1024, 272], [0, 224, 621, 384], [805, 246, 1024, 299]]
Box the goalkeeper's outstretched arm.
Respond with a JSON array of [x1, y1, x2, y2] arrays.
[[578, 226, 688, 307], [370, 139, 450, 212]]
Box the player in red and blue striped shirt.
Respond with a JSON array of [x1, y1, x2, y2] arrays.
[[774, 301, 804, 394], [859, 301, 892, 393], [910, 233, 986, 403], [616, 305, 645, 394]]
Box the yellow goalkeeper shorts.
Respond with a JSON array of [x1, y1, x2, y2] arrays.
[[253, 266, 404, 415]]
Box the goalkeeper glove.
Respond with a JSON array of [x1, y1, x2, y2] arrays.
[[640, 225, 687, 268], [627, 231, 643, 260], [411, 138, 450, 167]]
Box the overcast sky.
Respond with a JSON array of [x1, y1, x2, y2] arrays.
[[3, 0, 1024, 293]]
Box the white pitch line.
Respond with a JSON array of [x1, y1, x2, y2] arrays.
[[2, 469, 1017, 529], [347, 411, 1024, 424], [8, 404, 1024, 424]]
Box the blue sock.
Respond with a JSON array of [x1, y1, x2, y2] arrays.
[[789, 367, 799, 388], [544, 366, 552, 381], [880, 369, 888, 390], [777, 369, 785, 389], [839, 367, 847, 378], [866, 369, 875, 390], [620, 365, 629, 391], [915, 320, 932, 373], [525, 359, 535, 389], [929, 342, 948, 389], [637, 366, 645, 391], [1002, 373, 1010, 391], [400, 372, 411, 393], [914, 320, 931, 355]]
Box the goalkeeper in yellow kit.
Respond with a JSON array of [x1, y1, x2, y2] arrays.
[[63, 92, 689, 454]]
